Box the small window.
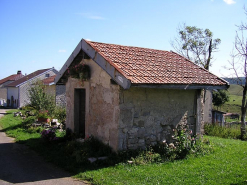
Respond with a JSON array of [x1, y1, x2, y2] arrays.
[[45, 74, 50, 78]]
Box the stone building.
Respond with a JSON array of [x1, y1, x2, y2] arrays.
[[42, 75, 66, 107], [55, 39, 229, 151], [0, 71, 24, 106], [7, 68, 58, 108]]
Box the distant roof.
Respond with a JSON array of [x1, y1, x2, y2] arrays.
[[0, 73, 24, 85], [42, 75, 56, 85], [56, 39, 229, 90], [7, 68, 54, 87]]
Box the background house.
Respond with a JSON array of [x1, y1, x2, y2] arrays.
[[212, 110, 226, 126], [42, 74, 66, 107], [7, 68, 58, 108], [0, 71, 24, 106], [55, 39, 229, 151]]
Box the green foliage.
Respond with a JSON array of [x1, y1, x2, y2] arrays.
[[171, 23, 221, 70], [28, 80, 56, 116], [130, 148, 162, 165], [22, 116, 36, 126], [212, 89, 229, 108], [77, 136, 247, 185], [204, 123, 241, 139], [215, 85, 242, 114], [53, 106, 66, 123]]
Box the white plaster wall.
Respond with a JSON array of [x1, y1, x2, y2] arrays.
[[66, 59, 120, 151], [7, 87, 19, 107]]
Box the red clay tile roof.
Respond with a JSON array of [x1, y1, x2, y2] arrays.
[[0, 73, 24, 85], [7, 69, 52, 87], [42, 75, 56, 85], [85, 40, 227, 86]]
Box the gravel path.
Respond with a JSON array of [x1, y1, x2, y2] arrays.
[[0, 109, 87, 185]]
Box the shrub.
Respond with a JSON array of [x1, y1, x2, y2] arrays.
[[41, 129, 57, 142], [28, 80, 56, 115], [63, 135, 114, 164], [204, 123, 241, 139], [130, 147, 162, 165], [22, 116, 36, 125], [53, 106, 66, 124]]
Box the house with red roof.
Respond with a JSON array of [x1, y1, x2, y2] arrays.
[[7, 68, 58, 108], [55, 39, 229, 151], [0, 71, 24, 106]]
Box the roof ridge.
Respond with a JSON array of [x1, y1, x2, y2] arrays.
[[85, 39, 170, 53]]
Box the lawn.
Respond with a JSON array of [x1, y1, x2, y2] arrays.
[[0, 110, 247, 185], [215, 84, 243, 115], [77, 136, 247, 185]]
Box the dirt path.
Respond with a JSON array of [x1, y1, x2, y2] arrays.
[[0, 109, 87, 185]]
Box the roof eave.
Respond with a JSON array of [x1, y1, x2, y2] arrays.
[[55, 39, 131, 89], [131, 83, 229, 90]]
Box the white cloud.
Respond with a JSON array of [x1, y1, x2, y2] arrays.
[[85, 38, 91, 41], [223, 0, 236, 5], [76, 13, 105, 20], [88, 15, 105, 20], [58, 49, 66, 53]]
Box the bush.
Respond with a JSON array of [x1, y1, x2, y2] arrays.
[[53, 106, 66, 124], [204, 123, 241, 139], [63, 135, 114, 164], [28, 80, 56, 116], [41, 129, 57, 142]]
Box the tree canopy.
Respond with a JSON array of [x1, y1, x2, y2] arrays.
[[212, 90, 229, 109], [171, 24, 221, 70]]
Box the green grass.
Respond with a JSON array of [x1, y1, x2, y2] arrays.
[[228, 84, 243, 96], [76, 136, 247, 185], [217, 84, 243, 114], [0, 110, 40, 140], [1, 110, 247, 185]]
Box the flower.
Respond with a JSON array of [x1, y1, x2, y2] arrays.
[[169, 143, 175, 148]]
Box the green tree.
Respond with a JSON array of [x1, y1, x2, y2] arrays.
[[212, 90, 229, 110], [28, 80, 56, 116], [171, 23, 221, 70]]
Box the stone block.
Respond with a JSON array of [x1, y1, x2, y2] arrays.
[[137, 120, 145, 127], [128, 138, 138, 144], [137, 127, 145, 138], [134, 111, 139, 118]]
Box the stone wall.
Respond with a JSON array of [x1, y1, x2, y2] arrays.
[[56, 85, 66, 107], [118, 87, 197, 150], [203, 90, 212, 123], [65, 59, 120, 151]]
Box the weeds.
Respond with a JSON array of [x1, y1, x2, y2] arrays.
[[204, 123, 243, 139]]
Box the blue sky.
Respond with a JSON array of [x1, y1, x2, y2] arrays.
[[0, 0, 245, 79]]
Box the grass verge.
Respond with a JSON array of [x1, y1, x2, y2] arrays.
[[0, 110, 247, 184]]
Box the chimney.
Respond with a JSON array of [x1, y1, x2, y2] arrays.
[[17, 70, 22, 74]]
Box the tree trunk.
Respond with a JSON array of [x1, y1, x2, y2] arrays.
[[205, 39, 212, 70], [241, 80, 247, 138]]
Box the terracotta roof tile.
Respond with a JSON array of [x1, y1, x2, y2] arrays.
[[7, 68, 52, 87], [42, 75, 56, 85], [85, 40, 227, 86], [0, 73, 24, 85]]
